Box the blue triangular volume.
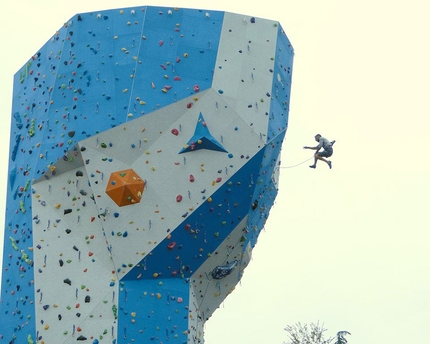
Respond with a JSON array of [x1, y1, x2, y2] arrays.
[[179, 113, 227, 154]]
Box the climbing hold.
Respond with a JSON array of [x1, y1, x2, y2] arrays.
[[176, 195, 182, 202], [211, 260, 238, 279], [105, 169, 145, 207], [112, 305, 118, 319], [189, 175, 195, 182], [171, 128, 179, 136]]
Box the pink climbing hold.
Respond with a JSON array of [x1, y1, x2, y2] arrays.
[[176, 195, 182, 202], [216, 177, 222, 183], [159, 40, 164, 46], [173, 76, 181, 81], [160, 64, 167, 70], [187, 102, 193, 109], [171, 128, 179, 136], [189, 175, 195, 182], [167, 242, 176, 250], [193, 85, 200, 93], [176, 56, 181, 63]]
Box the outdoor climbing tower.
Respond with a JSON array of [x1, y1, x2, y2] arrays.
[[0, 6, 294, 343]]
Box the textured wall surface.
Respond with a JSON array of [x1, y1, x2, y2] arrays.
[[0, 6, 293, 343]]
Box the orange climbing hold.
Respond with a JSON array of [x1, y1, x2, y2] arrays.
[[105, 169, 145, 207]]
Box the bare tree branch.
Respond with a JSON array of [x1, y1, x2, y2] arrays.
[[283, 322, 335, 344]]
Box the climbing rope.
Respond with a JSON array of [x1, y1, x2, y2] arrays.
[[279, 156, 314, 169]]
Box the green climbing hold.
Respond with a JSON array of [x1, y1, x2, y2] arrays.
[[24, 180, 31, 192], [19, 200, 26, 213], [10, 237, 19, 251], [28, 119, 35, 137], [21, 250, 33, 265], [27, 334, 35, 344], [112, 304, 118, 319]]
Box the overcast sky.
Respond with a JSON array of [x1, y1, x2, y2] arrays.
[[1, 1, 430, 343]]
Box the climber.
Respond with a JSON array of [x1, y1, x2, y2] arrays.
[[303, 134, 335, 169]]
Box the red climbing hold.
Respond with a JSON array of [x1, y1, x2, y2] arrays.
[[189, 175, 195, 182], [171, 128, 179, 136], [167, 242, 176, 250], [176, 195, 182, 202]]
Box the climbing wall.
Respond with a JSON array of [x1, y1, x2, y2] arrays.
[[0, 6, 294, 344]]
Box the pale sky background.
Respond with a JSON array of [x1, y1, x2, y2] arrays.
[[1, 1, 430, 343]]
